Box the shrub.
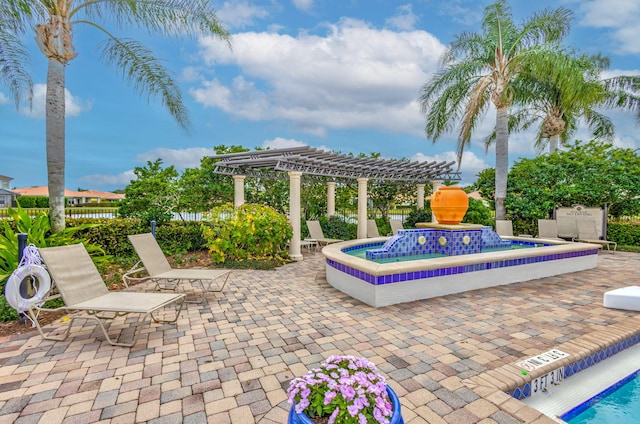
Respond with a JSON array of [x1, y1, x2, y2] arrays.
[[404, 206, 433, 228], [202, 203, 292, 263], [463, 198, 494, 226], [319, 215, 357, 240]]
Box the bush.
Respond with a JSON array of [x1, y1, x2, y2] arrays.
[[607, 222, 640, 247], [463, 198, 494, 226], [318, 215, 357, 240], [202, 203, 292, 263], [404, 206, 433, 228]]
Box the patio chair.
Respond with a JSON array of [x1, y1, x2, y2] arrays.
[[389, 219, 404, 235], [537, 219, 564, 241], [495, 220, 514, 237], [367, 219, 381, 238], [576, 221, 617, 253], [125, 233, 231, 295], [306, 220, 343, 247], [36, 244, 185, 347]]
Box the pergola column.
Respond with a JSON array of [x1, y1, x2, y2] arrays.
[[326, 181, 336, 217], [288, 171, 303, 261], [357, 178, 368, 239], [233, 175, 246, 207], [416, 184, 426, 209], [431, 179, 444, 223]]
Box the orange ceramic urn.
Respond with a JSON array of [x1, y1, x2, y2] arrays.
[[430, 186, 468, 225]]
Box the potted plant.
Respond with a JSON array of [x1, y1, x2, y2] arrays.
[[286, 355, 404, 424]]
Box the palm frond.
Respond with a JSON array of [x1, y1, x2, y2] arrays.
[[98, 37, 191, 131], [75, 0, 230, 44], [0, 28, 32, 108]]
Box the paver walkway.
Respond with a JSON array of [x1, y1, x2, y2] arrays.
[[0, 250, 638, 423]]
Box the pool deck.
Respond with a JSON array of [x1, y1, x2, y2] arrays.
[[0, 250, 638, 423]]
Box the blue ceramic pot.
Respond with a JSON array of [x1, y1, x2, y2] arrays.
[[288, 385, 404, 424]]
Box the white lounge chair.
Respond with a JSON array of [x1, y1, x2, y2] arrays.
[[537, 219, 564, 241], [37, 244, 185, 347], [495, 220, 514, 237], [306, 220, 343, 247], [577, 221, 617, 253], [125, 233, 231, 295], [367, 219, 381, 238], [389, 219, 404, 235]]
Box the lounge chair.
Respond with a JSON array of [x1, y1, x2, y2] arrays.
[[495, 220, 514, 237], [389, 219, 404, 235], [36, 244, 185, 347], [367, 219, 381, 238], [577, 221, 617, 253], [306, 220, 343, 247], [537, 219, 564, 241], [125, 233, 231, 296]]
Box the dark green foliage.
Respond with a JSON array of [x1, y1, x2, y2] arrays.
[[607, 222, 640, 247], [404, 207, 433, 228], [463, 199, 494, 226], [374, 217, 391, 236], [318, 215, 357, 240], [16, 196, 49, 208]]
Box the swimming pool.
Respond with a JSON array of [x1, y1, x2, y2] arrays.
[[561, 370, 640, 423]]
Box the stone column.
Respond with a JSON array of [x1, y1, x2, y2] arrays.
[[288, 171, 303, 261], [233, 175, 246, 208], [357, 178, 368, 239], [431, 179, 444, 223], [416, 184, 426, 209], [327, 181, 336, 217]]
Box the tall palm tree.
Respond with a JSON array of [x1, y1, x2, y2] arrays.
[[419, 0, 571, 219], [488, 51, 614, 154], [2, 0, 230, 233]]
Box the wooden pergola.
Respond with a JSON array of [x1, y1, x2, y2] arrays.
[[209, 147, 461, 260]]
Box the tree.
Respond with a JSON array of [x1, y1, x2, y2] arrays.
[[119, 159, 180, 224], [178, 145, 248, 212], [0, 2, 32, 108], [493, 51, 613, 153], [2, 0, 230, 233], [419, 0, 571, 220], [506, 140, 640, 219]]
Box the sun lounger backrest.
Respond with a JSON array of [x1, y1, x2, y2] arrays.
[[538, 220, 559, 238], [306, 220, 325, 240], [39, 244, 109, 306], [495, 220, 513, 237], [367, 219, 380, 238], [128, 233, 173, 275]]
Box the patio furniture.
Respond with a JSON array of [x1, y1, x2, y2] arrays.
[[389, 219, 404, 235], [37, 243, 185, 347], [496, 220, 532, 238], [537, 219, 564, 241], [577, 221, 617, 253], [603, 286, 640, 311], [367, 219, 381, 238], [125, 233, 231, 294], [306, 220, 343, 247]]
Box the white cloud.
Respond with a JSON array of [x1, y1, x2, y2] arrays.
[[19, 83, 91, 118], [292, 0, 313, 12], [262, 137, 307, 149], [576, 0, 640, 54], [411, 150, 490, 184], [78, 170, 136, 187], [0, 92, 9, 104], [135, 147, 219, 168], [193, 19, 446, 137], [217, 1, 270, 29], [386, 4, 419, 31]]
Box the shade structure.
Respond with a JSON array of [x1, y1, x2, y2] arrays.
[[208, 147, 460, 183]]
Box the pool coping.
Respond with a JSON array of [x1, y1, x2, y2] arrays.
[[462, 315, 640, 423]]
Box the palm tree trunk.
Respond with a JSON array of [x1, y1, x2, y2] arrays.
[[494, 106, 509, 220], [549, 134, 560, 153], [46, 58, 66, 233]]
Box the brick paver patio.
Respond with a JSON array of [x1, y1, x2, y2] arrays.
[[0, 250, 638, 423]]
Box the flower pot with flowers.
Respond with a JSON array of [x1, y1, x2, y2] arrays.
[[286, 355, 404, 424]]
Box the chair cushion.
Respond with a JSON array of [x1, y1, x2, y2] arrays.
[[603, 286, 640, 311]]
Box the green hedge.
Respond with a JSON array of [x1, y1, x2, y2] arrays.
[[607, 222, 640, 247]]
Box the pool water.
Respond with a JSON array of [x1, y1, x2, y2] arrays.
[[561, 370, 640, 423], [346, 242, 535, 264]]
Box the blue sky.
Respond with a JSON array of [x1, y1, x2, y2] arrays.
[[1, 0, 639, 191]]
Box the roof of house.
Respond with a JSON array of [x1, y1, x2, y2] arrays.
[[13, 186, 124, 200], [0, 175, 13, 181]]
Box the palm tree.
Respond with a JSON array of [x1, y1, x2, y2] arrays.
[[0, 2, 33, 108], [419, 0, 572, 219], [488, 51, 614, 154], [2, 0, 230, 233]]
